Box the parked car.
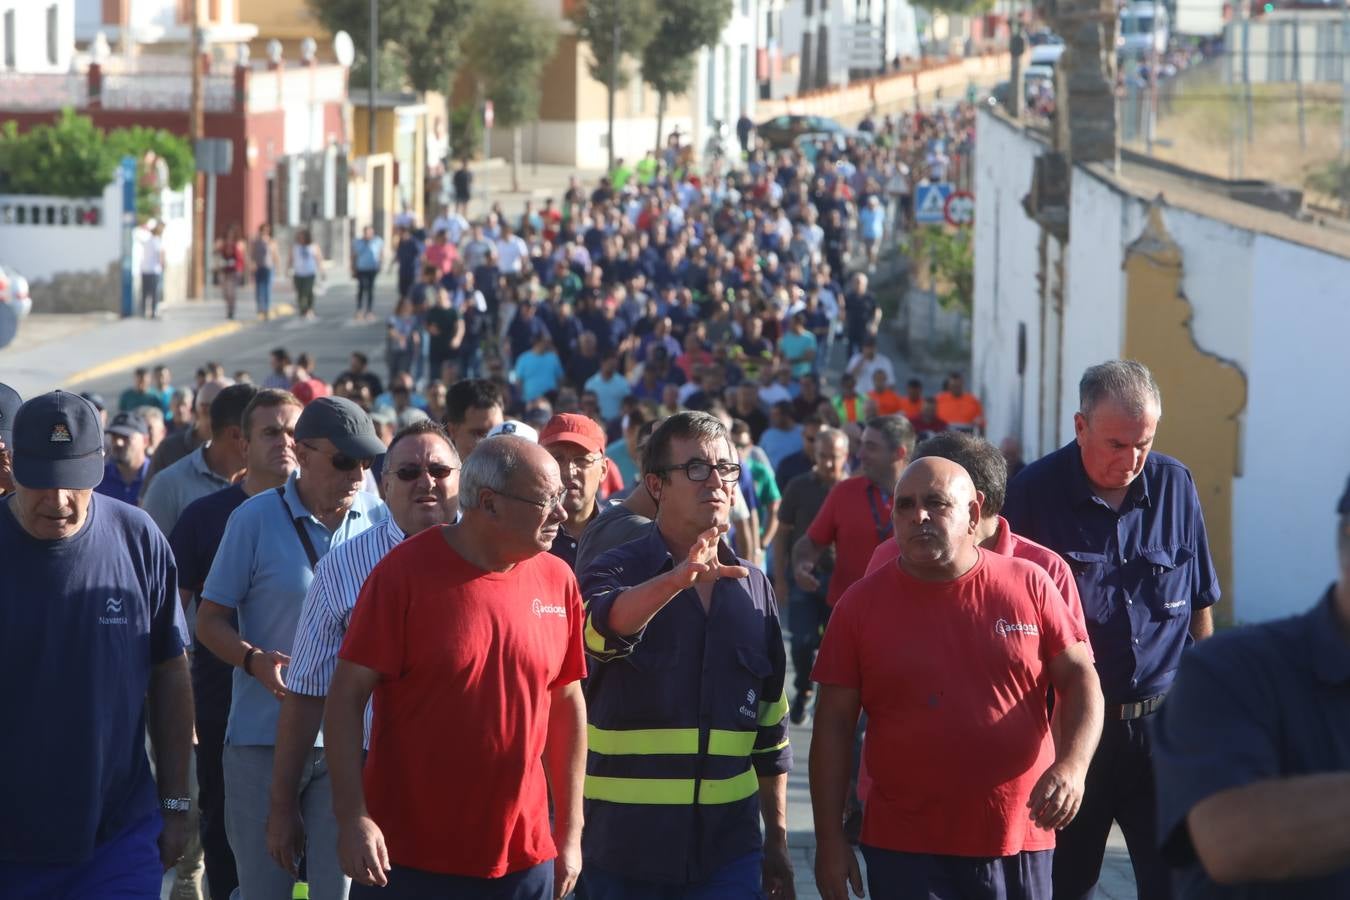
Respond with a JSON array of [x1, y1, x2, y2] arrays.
[[0, 264, 31, 318], [756, 115, 847, 150]]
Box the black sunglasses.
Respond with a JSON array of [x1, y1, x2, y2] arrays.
[[301, 441, 373, 472], [393, 463, 458, 482]]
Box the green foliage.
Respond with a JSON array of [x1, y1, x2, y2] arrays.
[[568, 0, 659, 91], [449, 103, 482, 161], [922, 225, 974, 317], [462, 0, 559, 129], [911, 0, 996, 16], [305, 0, 479, 94], [348, 43, 410, 95], [641, 0, 732, 98], [1305, 159, 1350, 213], [0, 109, 194, 204]]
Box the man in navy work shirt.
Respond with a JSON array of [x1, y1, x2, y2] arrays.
[[0, 390, 194, 896], [170, 387, 304, 900], [95, 410, 152, 505], [197, 395, 387, 900], [1149, 480, 1350, 899], [1004, 360, 1217, 900], [579, 411, 794, 898]]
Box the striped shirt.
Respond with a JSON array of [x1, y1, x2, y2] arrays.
[[289, 515, 407, 745]]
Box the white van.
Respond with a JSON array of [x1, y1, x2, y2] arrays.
[[1117, 2, 1170, 58]]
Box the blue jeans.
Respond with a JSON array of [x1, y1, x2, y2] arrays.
[[582, 851, 764, 900], [860, 845, 1053, 900], [0, 812, 162, 899], [787, 580, 830, 695], [350, 861, 551, 900], [255, 267, 273, 315], [223, 745, 348, 900]]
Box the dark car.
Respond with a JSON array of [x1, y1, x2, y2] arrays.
[[755, 114, 847, 150]]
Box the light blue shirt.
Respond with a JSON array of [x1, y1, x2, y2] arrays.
[[779, 331, 818, 378], [860, 205, 886, 241], [585, 371, 632, 421], [513, 350, 564, 402], [202, 471, 387, 746], [759, 426, 803, 471], [354, 236, 384, 272]]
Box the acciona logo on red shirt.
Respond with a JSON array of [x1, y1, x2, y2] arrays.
[[532, 598, 566, 619], [994, 618, 1038, 637]]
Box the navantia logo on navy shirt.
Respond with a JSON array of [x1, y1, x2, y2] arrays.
[[100, 596, 129, 626]]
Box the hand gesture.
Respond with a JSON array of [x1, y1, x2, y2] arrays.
[[339, 815, 391, 887], [251, 650, 290, 701], [673, 524, 749, 588], [1027, 760, 1086, 830]]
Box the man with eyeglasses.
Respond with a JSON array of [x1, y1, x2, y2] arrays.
[[579, 411, 795, 899], [539, 413, 610, 571], [197, 396, 388, 900], [267, 419, 461, 888], [327, 434, 586, 899]]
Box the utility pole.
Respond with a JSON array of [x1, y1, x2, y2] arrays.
[[608, 17, 619, 172], [189, 0, 205, 300], [368, 0, 378, 156], [1147, 0, 1160, 152]]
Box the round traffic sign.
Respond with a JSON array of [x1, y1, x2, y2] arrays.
[[944, 190, 975, 227]]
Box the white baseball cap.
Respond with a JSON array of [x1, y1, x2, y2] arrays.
[[486, 419, 538, 443]]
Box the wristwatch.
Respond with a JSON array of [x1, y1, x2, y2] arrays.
[[161, 797, 192, 813]]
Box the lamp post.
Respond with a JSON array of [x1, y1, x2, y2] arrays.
[[369, 0, 378, 157]]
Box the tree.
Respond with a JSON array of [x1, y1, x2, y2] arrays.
[[641, 0, 733, 157], [306, 0, 479, 145], [462, 0, 558, 190], [568, 0, 659, 171]]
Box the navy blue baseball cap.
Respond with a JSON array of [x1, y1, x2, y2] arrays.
[[0, 382, 20, 445], [294, 396, 385, 459], [11, 391, 106, 490]]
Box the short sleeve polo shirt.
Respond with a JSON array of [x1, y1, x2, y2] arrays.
[[806, 475, 894, 606], [202, 470, 386, 746], [0, 494, 187, 865], [1151, 588, 1350, 898], [1003, 442, 1219, 703]]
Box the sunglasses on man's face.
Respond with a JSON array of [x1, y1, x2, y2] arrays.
[[302, 442, 373, 472], [393, 463, 458, 482]]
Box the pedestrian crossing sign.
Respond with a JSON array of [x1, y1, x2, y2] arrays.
[[915, 182, 954, 225]]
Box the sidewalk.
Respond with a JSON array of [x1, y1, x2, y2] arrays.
[[0, 275, 337, 399]]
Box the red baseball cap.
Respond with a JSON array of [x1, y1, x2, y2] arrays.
[[538, 413, 607, 455]]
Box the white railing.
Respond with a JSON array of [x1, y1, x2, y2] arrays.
[[0, 73, 88, 110], [98, 73, 237, 112]]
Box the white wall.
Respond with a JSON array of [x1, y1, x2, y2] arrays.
[[973, 108, 1350, 623], [971, 111, 1045, 455], [1234, 235, 1350, 622], [1, 0, 74, 73], [0, 184, 121, 281]]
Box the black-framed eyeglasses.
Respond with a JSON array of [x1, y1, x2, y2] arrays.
[[393, 463, 458, 482], [491, 488, 566, 512], [661, 460, 742, 484], [300, 441, 373, 472]]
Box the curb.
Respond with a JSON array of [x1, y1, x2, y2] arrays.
[[63, 303, 297, 387]]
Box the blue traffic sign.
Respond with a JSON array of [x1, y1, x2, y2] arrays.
[[914, 182, 954, 225]]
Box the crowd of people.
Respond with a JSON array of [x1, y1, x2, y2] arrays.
[[1, 123, 1347, 900]]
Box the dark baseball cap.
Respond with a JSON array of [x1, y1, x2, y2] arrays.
[[79, 391, 106, 412], [1339, 475, 1350, 516], [106, 412, 149, 439], [294, 396, 385, 459], [0, 382, 21, 445], [11, 391, 106, 490]]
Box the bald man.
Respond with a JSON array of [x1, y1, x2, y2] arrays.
[[810, 458, 1103, 900]]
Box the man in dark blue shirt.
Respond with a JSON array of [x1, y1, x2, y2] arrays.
[[1004, 360, 1217, 900], [1150, 486, 1350, 898], [95, 410, 151, 505], [0, 391, 192, 894]]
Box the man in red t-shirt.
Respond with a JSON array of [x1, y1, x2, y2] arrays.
[[792, 415, 915, 609], [810, 458, 1103, 900], [326, 435, 587, 899]]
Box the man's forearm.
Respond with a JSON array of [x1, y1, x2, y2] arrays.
[[1053, 660, 1104, 772], [325, 676, 373, 823], [792, 535, 824, 572], [605, 569, 687, 638], [758, 773, 789, 844], [545, 684, 587, 840], [271, 693, 327, 809], [1190, 605, 1215, 641], [1190, 773, 1350, 884], [196, 602, 253, 668], [148, 653, 195, 800], [808, 708, 855, 843]]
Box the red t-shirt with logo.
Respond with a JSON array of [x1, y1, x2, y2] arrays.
[[339, 527, 587, 877], [812, 551, 1088, 857], [806, 476, 894, 607]]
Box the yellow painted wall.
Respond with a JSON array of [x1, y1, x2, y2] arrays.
[[1122, 202, 1248, 623]]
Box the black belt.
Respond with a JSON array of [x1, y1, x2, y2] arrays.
[[1107, 693, 1166, 720]]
